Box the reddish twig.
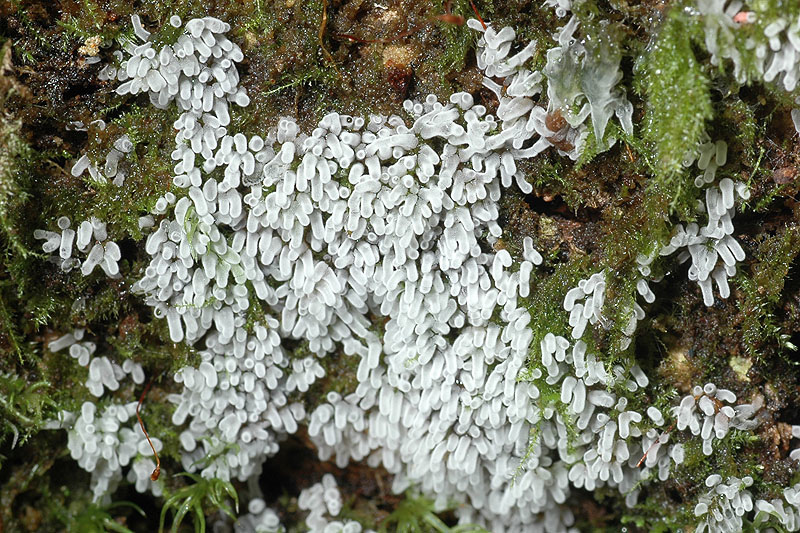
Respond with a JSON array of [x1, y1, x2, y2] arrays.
[[470, 0, 487, 30], [636, 420, 676, 468], [436, 13, 466, 25], [625, 143, 635, 163], [136, 378, 161, 481]]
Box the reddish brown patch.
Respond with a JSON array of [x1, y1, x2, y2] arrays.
[[773, 166, 797, 185], [385, 60, 413, 97], [547, 137, 575, 153], [545, 109, 567, 132], [118, 313, 139, 340], [436, 14, 465, 25]]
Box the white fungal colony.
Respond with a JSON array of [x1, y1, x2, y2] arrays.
[[70, 134, 135, 186], [694, 474, 755, 533], [692, 472, 800, 533], [46, 330, 155, 501], [699, 1, 800, 91], [64, 118, 135, 186], [50, 7, 800, 533], [234, 497, 284, 533], [659, 167, 750, 307], [756, 483, 800, 531], [544, 0, 573, 18], [297, 474, 370, 533], [49, 329, 146, 397], [34, 216, 122, 277], [63, 400, 164, 501], [470, 15, 633, 163], [541, 16, 633, 157], [673, 383, 761, 455]]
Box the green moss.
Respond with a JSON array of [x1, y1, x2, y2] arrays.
[[109, 317, 198, 373], [736, 224, 800, 359], [0, 372, 59, 455], [0, 92, 34, 258], [620, 491, 688, 533], [721, 98, 759, 166], [637, 8, 712, 212], [159, 473, 239, 533], [521, 256, 591, 374], [90, 107, 178, 235], [55, 499, 144, 533], [521, 156, 569, 198], [596, 191, 672, 363], [378, 491, 489, 533], [434, 0, 478, 75], [0, 67, 58, 364]]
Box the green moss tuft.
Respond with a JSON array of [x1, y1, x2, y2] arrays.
[[0, 372, 59, 456], [637, 9, 712, 211], [737, 224, 800, 359]]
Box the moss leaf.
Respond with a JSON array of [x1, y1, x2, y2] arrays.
[[640, 11, 712, 205]]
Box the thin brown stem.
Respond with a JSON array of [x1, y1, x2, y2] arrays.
[[470, 0, 487, 30], [319, 0, 342, 77], [136, 378, 161, 481], [636, 420, 676, 468]]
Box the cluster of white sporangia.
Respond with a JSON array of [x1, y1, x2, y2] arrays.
[[673, 383, 762, 455], [694, 471, 800, 533], [71, 134, 135, 186], [698, 1, 800, 91], [660, 141, 751, 307], [694, 474, 756, 533], [757, 479, 800, 532], [52, 9, 800, 533], [233, 497, 284, 533], [687, 421, 800, 533], [64, 117, 135, 186], [544, 0, 572, 18], [34, 216, 122, 277], [542, 16, 634, 156], [296, 474, 370, 533], [45, 330, 159, 502], [88, 12, 646, 531], [49, 329, 145, 397], [469, 14, 633, 164], [563, 138, 750, 335]]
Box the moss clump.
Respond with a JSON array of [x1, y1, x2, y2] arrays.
[[0, 372, 58, 455], [159, 473, 239, 533], [377, 491, 490, 533], [737, 224, 800, 360], [433, 0, 479, 76], [521, 255, 591, 370], [637, 8, 712, 212], [53, 499, 144, 533]]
